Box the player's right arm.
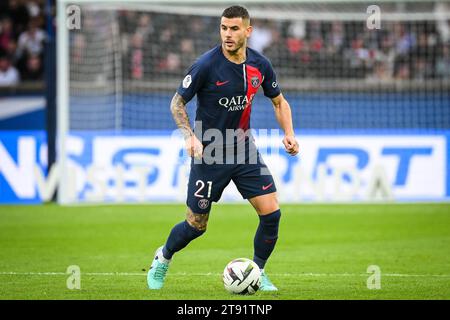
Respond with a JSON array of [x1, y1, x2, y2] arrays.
[[173, 56, 209, 159], [170, 92, 203, 159]]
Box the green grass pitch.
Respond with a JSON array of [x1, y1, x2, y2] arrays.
[[0, 203, 449, 300]]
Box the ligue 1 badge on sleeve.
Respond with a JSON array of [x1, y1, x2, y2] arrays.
[[183, 75, 192, 88]]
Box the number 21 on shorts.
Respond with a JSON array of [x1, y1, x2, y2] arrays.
[[194, 180, 212, 198]]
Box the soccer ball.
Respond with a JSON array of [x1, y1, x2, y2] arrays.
[[222, 258, 261, 294]]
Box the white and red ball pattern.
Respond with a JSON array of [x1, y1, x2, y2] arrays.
[[222, 258, 261, 295]]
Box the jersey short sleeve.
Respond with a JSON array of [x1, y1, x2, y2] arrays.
[[261, 59, 281, 99], [177, 59, 208, 103]]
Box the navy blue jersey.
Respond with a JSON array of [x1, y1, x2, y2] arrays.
[[177, 45, 281, 145]]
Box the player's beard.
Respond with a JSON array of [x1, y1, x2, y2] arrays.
[[223, 37, 246, 55]]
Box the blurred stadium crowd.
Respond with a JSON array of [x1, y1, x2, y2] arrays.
[[0, 0, 48, 86], [111, 11, 450, 81], [2, 3, 450, 86]]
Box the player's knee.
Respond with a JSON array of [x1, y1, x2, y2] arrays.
[[186, 209, 209, 232], [267, 197, 279, 213], [187, 219, 208, 232], [254, 195, 279, 215]]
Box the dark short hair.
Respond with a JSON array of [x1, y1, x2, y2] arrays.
[[221, 5, 250, 21]]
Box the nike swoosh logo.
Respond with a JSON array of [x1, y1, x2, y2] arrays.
[[216, 80, 229, 86], [262, 182, 273, 191]]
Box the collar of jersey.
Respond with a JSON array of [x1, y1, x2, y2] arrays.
[[219, 45, 248, 65]]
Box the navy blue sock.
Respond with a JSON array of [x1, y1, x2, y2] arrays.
[[162, 220, 205, 259], [253, 209, 281, 269]]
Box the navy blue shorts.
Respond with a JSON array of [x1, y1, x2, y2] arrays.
[[186, 149, 277, 214]]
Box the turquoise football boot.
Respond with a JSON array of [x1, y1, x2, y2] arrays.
[[259, 271, 278, 291], [147, 246, 170, 290]]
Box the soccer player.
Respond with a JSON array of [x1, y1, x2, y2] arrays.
[[147, 5, 299, 291]]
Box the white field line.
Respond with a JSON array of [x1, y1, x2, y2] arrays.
[[1, 272, 450, 278]]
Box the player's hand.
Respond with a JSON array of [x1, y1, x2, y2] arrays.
[[282, 135, 299, 156], [185, 135, 203, 159]]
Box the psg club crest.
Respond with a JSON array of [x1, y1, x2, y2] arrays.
[[251, 76, 260, 88], [198, 199, 209, 210]]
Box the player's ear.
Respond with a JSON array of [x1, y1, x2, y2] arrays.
[[246, 24, 253, 38]]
